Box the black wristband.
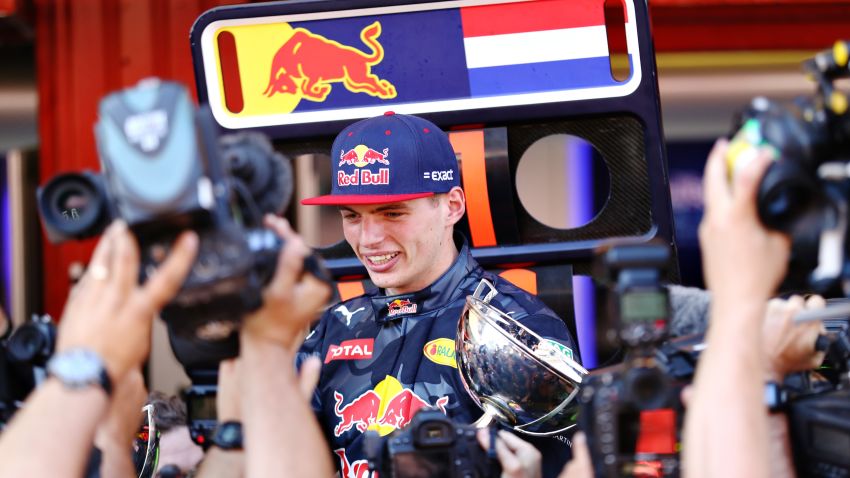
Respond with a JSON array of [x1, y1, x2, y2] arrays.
[[212, 421, 243, 450], [764, 381, 788, 413]]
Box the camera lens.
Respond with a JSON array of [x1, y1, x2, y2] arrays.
[[624, 367, 668, 410], [37, 173, 108, 240], [6, 324, 49, 364]]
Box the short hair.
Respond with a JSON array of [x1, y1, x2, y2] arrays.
[[147, 391, 188, 433]]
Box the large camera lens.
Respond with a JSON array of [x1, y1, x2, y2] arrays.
[[37, 172, 109, 242], [6, 323, 54, 365], [624, 366, 669, 410]]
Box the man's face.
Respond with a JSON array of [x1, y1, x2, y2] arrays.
[[340, 196, 458, 295]]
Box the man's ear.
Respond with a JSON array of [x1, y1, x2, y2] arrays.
[[445, 187, 466, 226]]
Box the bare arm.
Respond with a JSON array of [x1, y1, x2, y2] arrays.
[[240, 215, 333, 478], [0, 223, 197, 478], [684, 140, 790, 478]]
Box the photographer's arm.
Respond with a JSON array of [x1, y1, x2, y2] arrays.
[[684, 140, 790, 478], [239, 215, 333, 478], [94, 369, 148, 478], [0, 222, 197, 478]]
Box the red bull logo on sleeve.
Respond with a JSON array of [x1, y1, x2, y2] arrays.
[[333, 376, 449, 438], [264, 21, 397, 103], [386, 299, 417, 317], [325, 338, 375, 364]]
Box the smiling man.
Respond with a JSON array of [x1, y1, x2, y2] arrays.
[[299, 112, 579, 477]]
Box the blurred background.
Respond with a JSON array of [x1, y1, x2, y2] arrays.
[[1, 0, 848, 391]]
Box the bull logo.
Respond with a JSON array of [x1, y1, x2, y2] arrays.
[[263, 21, 397, 102]]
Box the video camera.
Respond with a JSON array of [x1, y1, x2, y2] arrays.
[[35, 78, 329, 355], [363, 409, 500, 478], [726, 40, 850, 295], [578, 243, 683, 478]]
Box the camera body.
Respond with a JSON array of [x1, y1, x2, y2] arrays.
[[578, 244, 683, 478], [1, 314, 57, 428], [727, 41, 850, 294], [183, 382, 218, 449], [36, 78, 294, 341], [364, 409, 499, 478]]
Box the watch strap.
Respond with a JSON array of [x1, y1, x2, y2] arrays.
[[212, 421, 243, 450]]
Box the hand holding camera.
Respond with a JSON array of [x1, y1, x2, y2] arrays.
[[56, 222, 198, 385]]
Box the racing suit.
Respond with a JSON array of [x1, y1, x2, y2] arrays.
[[298, 239, 580, 478]]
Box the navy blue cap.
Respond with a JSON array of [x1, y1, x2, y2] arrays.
[[301, 112, 460, 205]]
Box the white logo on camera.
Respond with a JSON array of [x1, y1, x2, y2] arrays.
[[124, 110, 168, 153], [423, 170, 454, 181]]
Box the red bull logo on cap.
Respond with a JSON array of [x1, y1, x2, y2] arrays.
[[333, 376, 449, 438], [338, 145, 390, 167], [387, 299, 417, 317], [337, 144, 391, 188]]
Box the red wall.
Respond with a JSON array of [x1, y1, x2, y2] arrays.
[[35, 0, 246, 318]]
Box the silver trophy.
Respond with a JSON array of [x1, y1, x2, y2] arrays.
[[456, 279, 588, 436]]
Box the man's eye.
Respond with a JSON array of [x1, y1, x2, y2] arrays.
[[385, 212, 404, 218]]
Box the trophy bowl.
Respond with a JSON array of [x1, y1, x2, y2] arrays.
[[456, 280, 588, 436]]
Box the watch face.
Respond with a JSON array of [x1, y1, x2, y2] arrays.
[[49, 349, 105, 386], [215, 422, 243, 449]]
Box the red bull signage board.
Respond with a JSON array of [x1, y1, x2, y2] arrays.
[[193, 0, 643, 130]]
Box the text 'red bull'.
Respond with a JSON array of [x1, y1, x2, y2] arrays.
[[264, 21, 397, 102]]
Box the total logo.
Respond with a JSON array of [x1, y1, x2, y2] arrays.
[[325, 338, 374, 364], [386, 299, 417, 317], [333, 375, 449, 438]]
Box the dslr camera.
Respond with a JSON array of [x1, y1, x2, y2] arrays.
[[36, 78, 297, 344], [578, 243, 683, 478], [364, 409, 500, 478], [726, 40, 850, 294]]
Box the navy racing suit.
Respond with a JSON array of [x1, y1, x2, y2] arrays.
[[298, 239, 580, 478]]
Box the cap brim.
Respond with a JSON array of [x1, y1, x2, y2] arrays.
[[301, 192, 435, 206]]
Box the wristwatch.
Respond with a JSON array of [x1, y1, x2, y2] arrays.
[[212, 421, 243, 450], [764, 380, 788, 413], [46, 348, 112, 396]]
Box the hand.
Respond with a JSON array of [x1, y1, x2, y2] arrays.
[[95, 369, 147, 446], [94, 369, 148, 478], [762, 295, 827, 380], [298, 355, 322, 400], [242, 215, 331, 350], [558, 432, 592, 478], [476, 429, 541, 478], [217, 359, 242, 422], [57, 221, 198, 382], [698, 140, 790, 306]]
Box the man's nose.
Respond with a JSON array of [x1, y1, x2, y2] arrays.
[[359, 215, 385, 247]]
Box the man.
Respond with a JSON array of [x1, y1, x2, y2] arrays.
[[298, 112, 579, 477]]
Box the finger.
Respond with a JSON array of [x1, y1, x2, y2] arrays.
[[110, 222, 140, 300], [731, 148, 773, 217], [680, 385, 693, 408], [493, 435, 523, 477], [298, 356, 322, 400], [293, 274, 333, 316], [498, 430, 541, 466], [804, 295, 827, 310], [79, 221, 121, 287], [702, 139, 732, 216], [570, 432, 592, 468], [476, 428, 491, 451], [140, 231, 199, 311], [264, 215, 310, 296], [785, 295, 806, 316]]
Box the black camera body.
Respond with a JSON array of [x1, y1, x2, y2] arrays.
[[36, 78, 295, 342], [364, 409, 499, 478], [727, 40, 850, 294], [579, 244, 683, 478], [183, 382, 218, 449], [1, 314, 57, 428]]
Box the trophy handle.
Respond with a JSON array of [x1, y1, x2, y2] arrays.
[[473, 403, 501, 429], [473, 279, 498, 303]]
